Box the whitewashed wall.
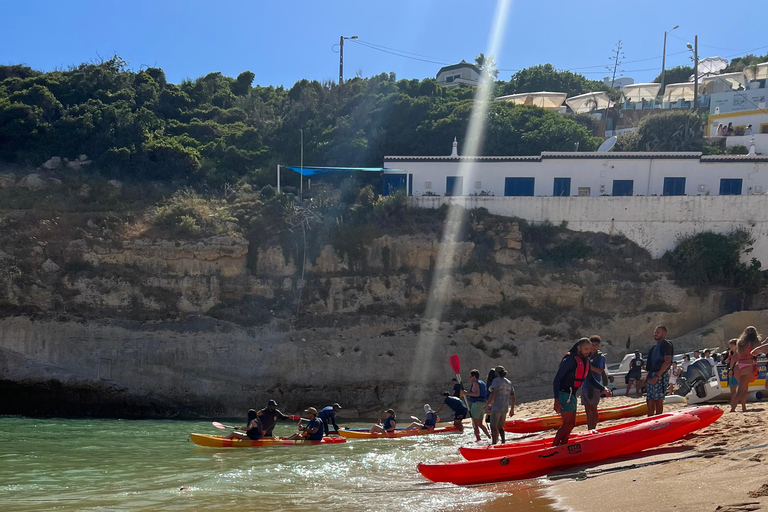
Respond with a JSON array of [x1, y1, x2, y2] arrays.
[[384, 155, 768, 197], [411, 195, 768, 264]]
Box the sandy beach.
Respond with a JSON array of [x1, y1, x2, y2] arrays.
[[499, 395, 768, 512]]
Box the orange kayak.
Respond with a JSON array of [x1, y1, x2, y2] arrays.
[[189, 434, 346, 447], [504, 401, 648, 433], [418, 406, 722, 485], [337, 426, 460, 439]]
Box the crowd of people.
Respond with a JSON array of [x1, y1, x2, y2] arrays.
[[224, 326, 767, 444]]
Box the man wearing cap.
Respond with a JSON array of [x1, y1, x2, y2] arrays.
[[286, 407, 324, 440], [484, 365, 515, 445], [317, 403, 342, 436], [257, 399, 291, 437]]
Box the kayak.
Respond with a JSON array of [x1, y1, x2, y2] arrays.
[[418, 406, 722, 485], [337, 426, 460, 439], [504, 401, 648, 433], [461, 405, 720, 461], [189, 434, 347, 448]]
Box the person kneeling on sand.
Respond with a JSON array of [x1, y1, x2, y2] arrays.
[[407, 404, 438, 430], [370, 409, 397, 434], [552, 338, 611, 446], [224, 409, 263, 441], [286, 407, 324, 440]]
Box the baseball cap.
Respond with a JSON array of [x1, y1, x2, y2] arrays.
[[267, 399, 278, 406]]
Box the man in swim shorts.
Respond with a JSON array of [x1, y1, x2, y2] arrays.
[[645, 326, 673, 416]]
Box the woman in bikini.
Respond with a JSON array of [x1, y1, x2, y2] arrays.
[[730, 327, 761, 412], [751, 333, 768, 390]]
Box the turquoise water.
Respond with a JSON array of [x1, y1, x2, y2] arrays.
[[0, 417, 556, 512]]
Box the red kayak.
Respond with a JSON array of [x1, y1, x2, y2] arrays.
[[418, 406, 722, 485], [461, 405, 721, 461]]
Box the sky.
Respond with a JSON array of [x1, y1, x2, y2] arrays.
[[3, 0, 768, 88]]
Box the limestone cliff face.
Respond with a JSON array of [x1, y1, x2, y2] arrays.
[[0, 213, 744, 418]]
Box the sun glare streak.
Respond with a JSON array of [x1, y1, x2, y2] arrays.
[[406, 0, 514, 403]]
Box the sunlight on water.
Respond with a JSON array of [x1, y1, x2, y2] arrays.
[[0, 417, 555, 512], [407, 0, 515, 401]]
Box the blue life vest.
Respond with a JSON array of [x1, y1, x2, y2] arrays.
[[470, 380, 487, 403], [306, 418, 324, 440], [424, 412, 437, 427], [383, 416, 396, 431]]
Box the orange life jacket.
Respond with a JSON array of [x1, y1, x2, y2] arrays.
[[563, 352, 589, 389]]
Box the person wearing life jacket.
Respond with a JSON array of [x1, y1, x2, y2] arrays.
[[581, 335, 607, 430], [224, 409, 263, 441], [552, 338, 611, 446], [370, 409, 397, 434], [464, 369, 492, 442]]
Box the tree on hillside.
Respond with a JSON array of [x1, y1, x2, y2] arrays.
[[501, 64, 609, 97], [616, 110, 703, 152], [475, 53, 498, 79], [724, 52, 768, 73], [652, 65, 693, 86]]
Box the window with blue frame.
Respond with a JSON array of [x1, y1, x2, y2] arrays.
[[719, 178, 743, 195], [382, 174, 407, 196], [663, 177, 686, 196], [612, 180, 634, 196], [553, 178, 571, 197], [446, 176, 463, 196], [504, 177, 535, 196]]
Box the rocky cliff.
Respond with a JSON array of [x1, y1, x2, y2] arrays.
[[0, 208, 750, 418]]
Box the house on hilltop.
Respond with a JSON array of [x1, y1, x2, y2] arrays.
[[436, 61, 481, 88]]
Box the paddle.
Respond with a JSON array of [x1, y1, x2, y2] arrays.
[[212, 421, 238, 430], [450, 354, 472, 412]]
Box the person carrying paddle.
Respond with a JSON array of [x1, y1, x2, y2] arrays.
[[581, 335, 606, 430], [436, 392, 468, 432], [552, 338, 611, 447], [464, 369, 492, 442], [224, 409, 263, 441], [257, 399, 291, 437], [286, 407, 324, 441], [370, 409, 397, 434], [317, 403, 342, 436], [645, 326, 673, 417], [484, 365, 515, 445]]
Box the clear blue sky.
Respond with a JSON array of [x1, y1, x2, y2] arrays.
[[3, 0, 767, 88]]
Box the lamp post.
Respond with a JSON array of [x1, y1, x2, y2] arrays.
[[687, 36, 699, 110], [339, 35, 358, 84], [660, 24, 679, 96]]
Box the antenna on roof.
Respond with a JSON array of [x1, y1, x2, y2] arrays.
[[597, 136, 617, 152]]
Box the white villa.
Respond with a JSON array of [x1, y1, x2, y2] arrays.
[[435, 61, 481, 88]]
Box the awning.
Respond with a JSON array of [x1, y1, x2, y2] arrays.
[[566, 91, 613, 113], [744, 62, 768, 82], [701, 72, 746, 93], [284, 166, 390, 177], [495, 91, 567, 109], [621, 83, 661, 103], [663, 82, 701, 102]]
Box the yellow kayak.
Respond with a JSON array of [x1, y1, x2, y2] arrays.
[[337, 426, 460, 439], [189, 434, 347, 447], [504, 402, 649, 433]]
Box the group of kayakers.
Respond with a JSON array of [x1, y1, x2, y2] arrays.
[[225, 400, 342, 441]]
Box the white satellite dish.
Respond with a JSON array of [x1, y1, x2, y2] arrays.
[[597, 136, 617, 152]]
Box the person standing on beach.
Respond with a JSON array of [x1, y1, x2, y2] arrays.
[[552, 338, 610, 446], [464, 369, 492, 442], [625, 351, 644, 396], [485, 366, 515, 445], [645, 326, 673, 416], [730, 326, 762, 412], [581, 335, 606, 430]]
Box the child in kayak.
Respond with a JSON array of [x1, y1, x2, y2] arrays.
[[370, 409, 397, 434], [224, 409, 263, 441]]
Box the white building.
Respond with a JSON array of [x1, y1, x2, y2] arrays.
[[383, 141, 768, 198], [603, 76, 635, 90], [436, 61, 481, 88]]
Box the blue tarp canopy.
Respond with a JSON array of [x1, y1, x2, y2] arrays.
[[284, 166, 395, 177]]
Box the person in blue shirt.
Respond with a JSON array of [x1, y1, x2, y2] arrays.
[[464, 369, 492, 442], [370, 409, 397, 434], [436, 392, 468, 431], [581, 335, 607, 430], [317, 403, 342, 436], [286, 407, 324, 441]]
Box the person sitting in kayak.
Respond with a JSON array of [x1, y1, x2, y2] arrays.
[[286, 407, 324, 441], [224, 409, 263, 441], [436, 392, 468, 432], [257, 399, 291, 437], [552, 338, 611, 447], [370, 409, 397, 434], [318, 403, 342, 436], [407, 404, 438, 430]]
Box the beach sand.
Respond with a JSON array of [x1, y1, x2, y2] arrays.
[[504, 395, 768, 512]]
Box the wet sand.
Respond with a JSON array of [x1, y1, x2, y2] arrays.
[[503, 395, 768, 512]]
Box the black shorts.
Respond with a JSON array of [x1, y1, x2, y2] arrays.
[[454, 412, 467, 421], [247, 431, 262, 440]]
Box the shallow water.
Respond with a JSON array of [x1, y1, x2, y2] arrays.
[[0, 417, 557, 511]]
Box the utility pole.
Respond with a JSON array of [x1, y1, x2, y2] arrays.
[[606, 39, 625, 89], [338, 35, 358, 84], [300, 129, 304, 199], [660, 25, 679, 95], [693, 35, 699, 110]]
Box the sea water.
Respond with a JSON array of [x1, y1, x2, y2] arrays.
[[0, 417, 556, 511]]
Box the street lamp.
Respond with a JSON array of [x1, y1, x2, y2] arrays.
[[686, 37, 699, 110], [660, 25, 679, 95], [339, 35, 358, 84]]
